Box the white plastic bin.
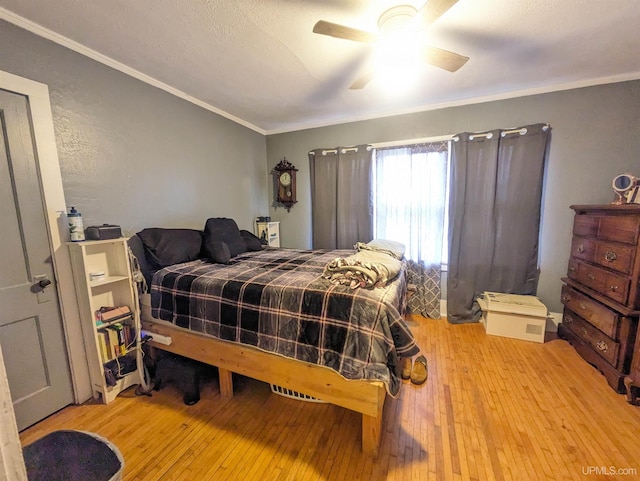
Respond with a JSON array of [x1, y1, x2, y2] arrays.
[[477, 292, 548, 343]]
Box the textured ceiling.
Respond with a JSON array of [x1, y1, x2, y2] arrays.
[[1, 0, 639, 134]]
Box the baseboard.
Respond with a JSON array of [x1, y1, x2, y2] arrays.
[[440, 300, 447, 318], [547, 311, 562, 333]]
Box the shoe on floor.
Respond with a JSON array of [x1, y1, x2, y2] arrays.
[[410, 355, 428, 385], [400, 357, 412, 380]]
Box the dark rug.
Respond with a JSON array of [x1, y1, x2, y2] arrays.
[[23, 430, 123, 481]]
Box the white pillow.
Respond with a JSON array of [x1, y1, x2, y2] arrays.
[[355, 239, 406, 260]]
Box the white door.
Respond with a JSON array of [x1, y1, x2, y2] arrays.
[[0, 88, 74, 430]]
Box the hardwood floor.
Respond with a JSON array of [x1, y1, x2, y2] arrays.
[[20, 316, 640, 480]]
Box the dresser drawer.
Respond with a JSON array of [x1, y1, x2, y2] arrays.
[[593, 241, 635, 274], [575, 262, 630, 305], [560, 285, 618, 338], [573, 215, 599, 237], [562, 308, 620, 367], [570, 237, 596, 262], [575, 262, 606, 292], [598, 216, 640, 245], [567, 259, 579, 280]]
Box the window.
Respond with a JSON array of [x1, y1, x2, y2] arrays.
[[373, 141, 449, 266]]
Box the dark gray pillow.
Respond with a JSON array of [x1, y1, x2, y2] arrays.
[[240, 230, 263, 251], [203, 218, 246, 258], [137, 228, 203, 267], [203, 241, 231, 264]]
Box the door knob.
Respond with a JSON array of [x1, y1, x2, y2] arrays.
[[32, 275, 53, 301]]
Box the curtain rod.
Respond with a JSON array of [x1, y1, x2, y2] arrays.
[[309, 125, 549, 152], [309, 145, 373, 155], [371, 134, 453, 149], [308, 135, 453, 155], [456, 124, 550, 141]]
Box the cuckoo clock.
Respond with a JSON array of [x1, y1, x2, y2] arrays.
[[273, 158, 298, 211]]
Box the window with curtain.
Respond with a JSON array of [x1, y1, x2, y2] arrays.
[[374, 142, 449, 318]]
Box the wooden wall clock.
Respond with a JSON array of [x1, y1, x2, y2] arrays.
[[273, 158, 298, 211]]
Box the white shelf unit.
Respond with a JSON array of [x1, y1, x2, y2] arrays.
[[68, 238, 142, 403], [255, 221, 280, 247]]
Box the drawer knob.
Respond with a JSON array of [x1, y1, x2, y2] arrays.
[[587, 274, 596, 280], [579, 302, 587, 310], [581, 327, 588, 336], [561, 295, 571, 303], [604, 250, 617, 262], [563, 315, 573, 324], [610, 285, 618, 292], [596, 340, 608, 352], [576, 243, 585, 253], [568, 266, 576, 273]]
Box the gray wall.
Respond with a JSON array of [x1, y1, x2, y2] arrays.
[[266, 80, 640, 312], [0, 20, 268, 234]]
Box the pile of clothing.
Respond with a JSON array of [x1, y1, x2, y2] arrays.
[[323, 239, 405, 289]]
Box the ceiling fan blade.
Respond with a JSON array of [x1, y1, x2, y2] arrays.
[[349, 70, 375, 90], [313, 20, 378, 43], [417, 0, 459, 28], [423, 46, 469, 72]]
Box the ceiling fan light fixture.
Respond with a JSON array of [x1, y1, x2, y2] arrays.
[[377, 5, 418, 35], [374, 31, 422, 71], [312, 0, 466, 90]]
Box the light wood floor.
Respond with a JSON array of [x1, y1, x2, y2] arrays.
[[20, 316, 640, 480]]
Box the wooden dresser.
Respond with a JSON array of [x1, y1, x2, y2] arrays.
[[559, 204, 640, 394]]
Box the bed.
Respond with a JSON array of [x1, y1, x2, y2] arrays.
[[131, 220, 419, 457]]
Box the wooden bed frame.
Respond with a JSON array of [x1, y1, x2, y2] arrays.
[[141, 317, 387, 457]]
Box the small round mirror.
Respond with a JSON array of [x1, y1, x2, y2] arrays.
[[613, 173, 635, 192], [612, 173, 638, 204]]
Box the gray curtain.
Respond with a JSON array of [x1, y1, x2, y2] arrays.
[[309, 145, 373, 249], [447, 123, 550, 324]]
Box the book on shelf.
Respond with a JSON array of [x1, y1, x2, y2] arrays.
[[95, 305, 132, 325], [107, 323, 127, 357], [97, 331, 111, 364], [122, 323, 135, 349], [104, 327, 120, 360], [98, 326, 137, 364]]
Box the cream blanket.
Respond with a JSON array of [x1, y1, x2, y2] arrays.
[[323, 240, 404, 289], [354, 239, 405, 260]]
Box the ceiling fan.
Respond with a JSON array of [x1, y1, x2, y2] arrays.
[[312, 0, 469, 90]]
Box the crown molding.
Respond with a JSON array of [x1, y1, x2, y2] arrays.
[[265, 72, 640, 135]]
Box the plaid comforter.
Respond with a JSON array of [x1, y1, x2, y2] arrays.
[[151, 248, 420, 396]]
